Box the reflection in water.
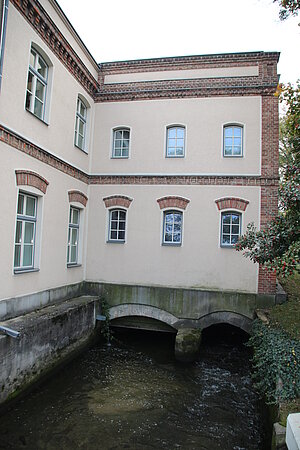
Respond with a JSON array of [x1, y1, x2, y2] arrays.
[[0, 325, 266, 449]]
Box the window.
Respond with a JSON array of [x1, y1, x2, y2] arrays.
[[26, 47, 48, 120], [112, 128, 130, 158], [223, 125, 243, 157], [67, 207, 80, 264], [163, 211, 182, 245], [74, 97, 87, 151], [166, 126, 185, 157], [108, 209, 126, 242], [221, 212, 241, 246], [14, 192, 37, 270]]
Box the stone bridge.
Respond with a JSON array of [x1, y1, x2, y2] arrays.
[[85, 282, 277, 335]]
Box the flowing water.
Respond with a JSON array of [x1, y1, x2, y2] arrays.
[[0, 325, 267, 450]]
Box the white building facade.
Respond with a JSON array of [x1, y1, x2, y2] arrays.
[[0, 0, 280, 315]]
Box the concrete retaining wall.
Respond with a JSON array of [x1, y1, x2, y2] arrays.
[[0, 295, 98, 406]]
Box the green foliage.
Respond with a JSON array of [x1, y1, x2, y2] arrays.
[[236, 82, 300, 277], [274, 0, 300, 20], [99, 296, 111, 343], [248, 320, 300, 404]]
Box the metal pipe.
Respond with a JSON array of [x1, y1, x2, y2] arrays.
[[0, 325, 20, 338]]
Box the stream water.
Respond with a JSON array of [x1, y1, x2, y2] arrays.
[[0, 325, 267, 450]]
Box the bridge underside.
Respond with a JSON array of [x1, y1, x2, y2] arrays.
[[110, 316, 177, 333]]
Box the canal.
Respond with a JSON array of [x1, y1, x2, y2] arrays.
[[0, 324, 267, 449]]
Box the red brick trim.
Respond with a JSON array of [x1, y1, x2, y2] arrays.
[[215, 197, 249, 211], [11, 0, 98, 97], [103, 195, 133, 208], [1, 125, 89, 184], [157, 196, 190, 210], [15, 170, 49, 193], [68, 190, 88, 206]]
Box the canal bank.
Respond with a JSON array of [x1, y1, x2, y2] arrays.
[[0, 295, 99, 407]]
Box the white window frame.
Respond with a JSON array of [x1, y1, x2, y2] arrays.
[[67, 206, 80, 265], [74, 96, 88, 152], [14, 192, 37, 271], [166, 125, 185, 158], [25, 47, 48, 121], [112, 128, 130, 159], [220, 211, 242, 247], [223, 124, 243, 157], [108, 208, 127, 243], [162, 210, 183, 246]]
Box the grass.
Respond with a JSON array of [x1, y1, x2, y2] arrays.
[[269, 272, 300, 340]]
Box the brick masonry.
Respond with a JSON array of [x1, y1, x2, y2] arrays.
[[68, 190, 88, 207], [15, 169, 49, 194], [103, 195, 133, 208], [157, 196, 190, 210], [215, 197, 249, 211]]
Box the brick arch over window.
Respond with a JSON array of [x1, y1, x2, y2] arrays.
[[215, 197, 249, 212], [68, 190, 88, 207], [103, 195, 133, 208], [157, 196, 190, 210], [15, 170, 49, 194]]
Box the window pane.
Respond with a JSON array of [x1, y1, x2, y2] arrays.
[[177, 128, 185, 138], [165, 233, 172, 242], [34, 98, 43, 118], [110, 231, 117, 240], [17, 194, 24, 215], [37, 56, 47, 79], [222, 214, 231, 224], [223, 225, 230, 234], [165, 214, 173, 223], [72, 209, 79, 225], [78, 135, 84, 149], [67, 245, 70, 262], [123, 130, 130, 139], [168, 147, 175, 156], [27, 72, 33, 93], [111, 221, 118, 230], [30, 49, 36, 68], [233, 146, 241, 155], [24, 222, 34, 244], [231, 235, 239, 244], [233, 127, 242, 137], [173, 233, 181, 242], [115, 131, 122, 140], [222, 235, 230, 245], [174, 214, 182, 223], [26, 196, 36, 217], [177, 138, 184, 148], [71, 228, 78, 245], [165, 223, 172, 233], [224, 147, 232, 156], [35, 79, 45, 101], [15, 221, 22, 243], [232, 215, 240, 224], [119, 221, 125, 230], [168, 128, 176, 138], [14, 245, 21, 267], [119, 211, 126, 220], [176, 147, 184, 156], [232, 225, 240, 234], [23, 245, 33, 266], [168, 139, 176, 148], [118, 231, 125, 240], [224, 127, 233, 137], [79, 119, 85, 136], [80, 101, 86, 118], [70, 246, 77, 263], [225, 137, 232, 147]]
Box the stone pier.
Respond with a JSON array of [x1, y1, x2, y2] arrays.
[[175, 328, 202, 362]]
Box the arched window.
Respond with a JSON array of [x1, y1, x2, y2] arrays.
[[74, 96, 89, 152], [220, 211, 241, 246], [112, 128, 130, 158], [25, 47, 49, 120], [223, 125, 243, 157], [108, 209, 126, 242], [163, 210, 183, 245], [166, 126, 185, 157]]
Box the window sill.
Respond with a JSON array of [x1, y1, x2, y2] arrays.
[[14, 267, 40, 274], [165, 155, 185, 158], [67, 263, 82, 268], [223, 155, 243, 158], [26, 108, 49, 125], [111, 156, 129, 160], [162, 242, 182, 247], [220, 244, 236, 248], [74, 144, 88, 155], [106, 240, 125, 244]]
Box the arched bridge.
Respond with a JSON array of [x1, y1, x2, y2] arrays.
[[93, 283, 276, 334]]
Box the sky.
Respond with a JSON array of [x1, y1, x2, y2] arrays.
[[57, 0, 299, 85]]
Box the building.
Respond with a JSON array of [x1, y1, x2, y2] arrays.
[[0, 0, 280, 320]]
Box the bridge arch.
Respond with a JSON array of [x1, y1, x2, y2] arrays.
[[197, 311, 252, 334], [108, 304, 179, 330]]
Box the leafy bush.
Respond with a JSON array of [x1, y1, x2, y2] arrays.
[[248, 320, 300, 403]]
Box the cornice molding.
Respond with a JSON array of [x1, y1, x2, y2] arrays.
[[10, 0, 98, 97]]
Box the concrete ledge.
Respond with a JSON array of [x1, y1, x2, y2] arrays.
[[0, 295, 98, 406], [0, 282, 84, 321], [286, 413, 300, 450]]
